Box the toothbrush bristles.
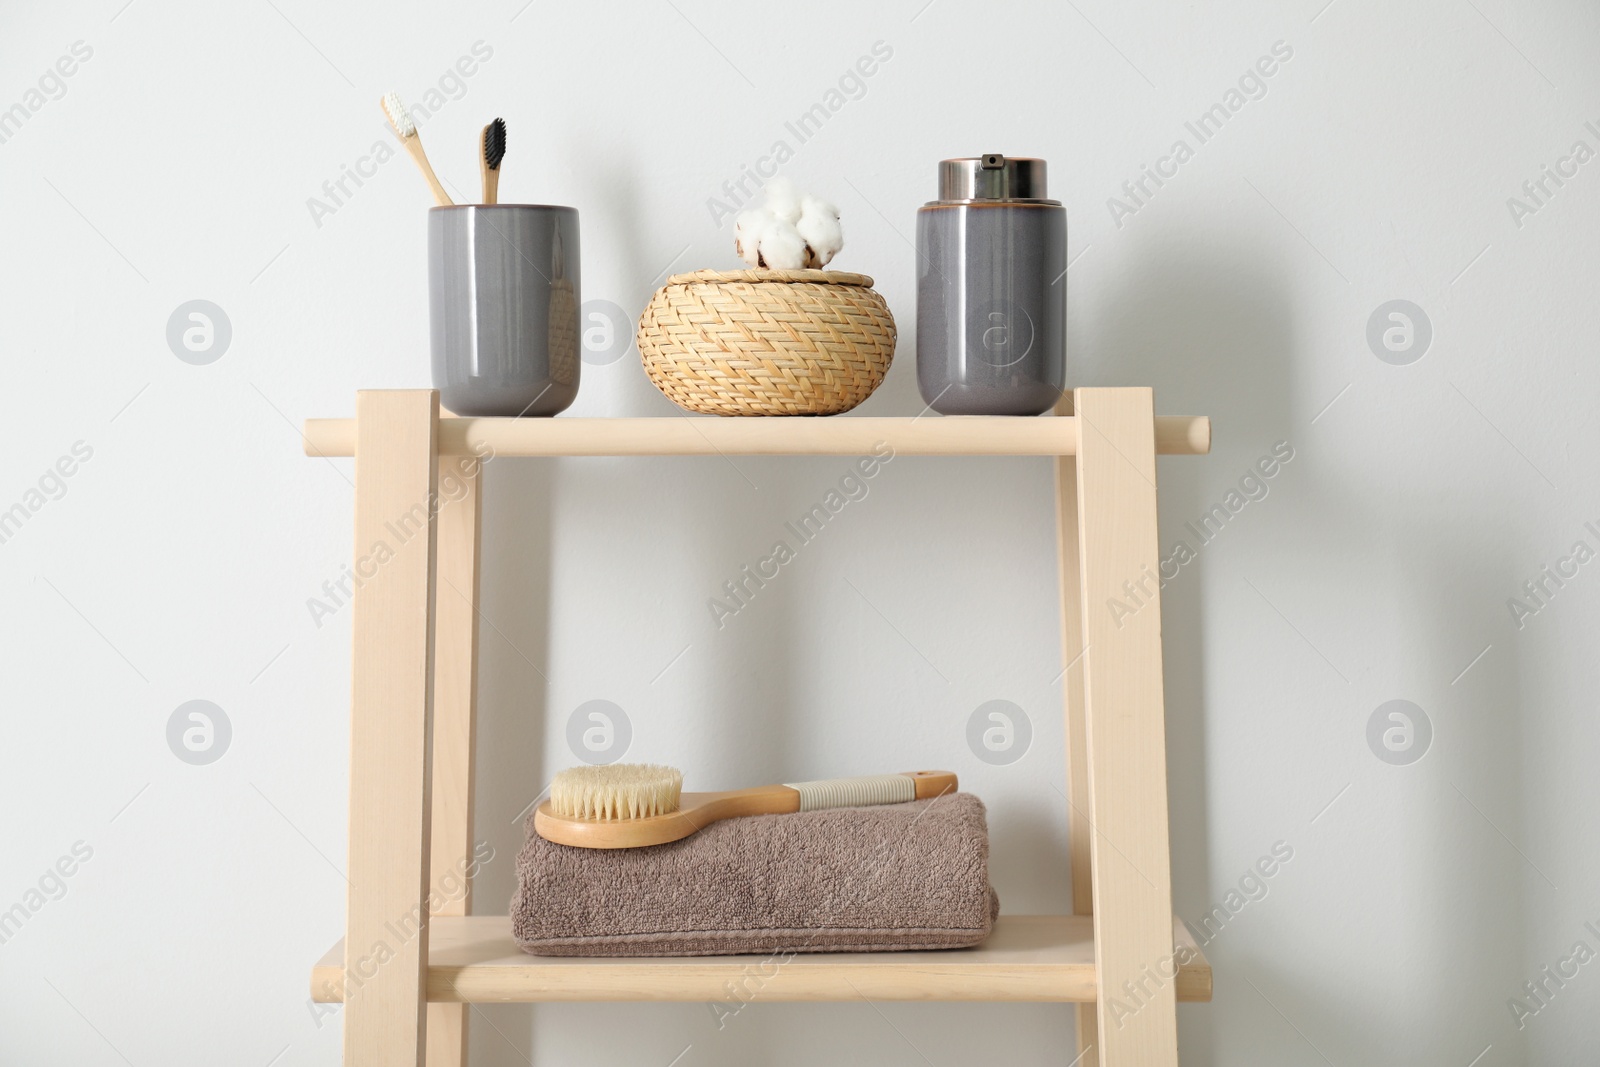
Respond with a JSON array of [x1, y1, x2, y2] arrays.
[[484, 118, 506, 171], [381, 91, 415, 138]]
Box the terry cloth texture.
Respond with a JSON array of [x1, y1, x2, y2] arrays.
[[512, 792, 998, 957]]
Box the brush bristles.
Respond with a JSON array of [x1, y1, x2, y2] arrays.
[[483, 118, 506, 170], [549, 764, 682, 821], [381, 91, 415, 138]]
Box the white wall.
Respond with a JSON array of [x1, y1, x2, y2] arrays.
[[4, 0, 1598, 1063]]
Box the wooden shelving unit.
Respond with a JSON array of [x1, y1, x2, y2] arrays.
[[301, 388, 1212, 1066]]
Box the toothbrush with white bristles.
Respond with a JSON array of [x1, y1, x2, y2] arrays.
[[380, 91, 452, 206], [480, 118, 506, 205]]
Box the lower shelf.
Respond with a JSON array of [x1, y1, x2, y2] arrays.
[[311, 914, 1211, 1004]]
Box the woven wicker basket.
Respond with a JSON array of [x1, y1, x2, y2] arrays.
[[637, 269, 896, 416]]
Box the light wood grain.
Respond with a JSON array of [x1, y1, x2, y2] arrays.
[[424, 452, 481, 1067], [346, 390, 440, 1066], [534, 771, 958, 849], [1074, 388, 1180, 1066], [301, 415, 1212, 459], [1052, 392, 1102, 1064], [1076, 995, 1101, 1064], [1053, 395, 1095, 920], [312, 914, 1211, 1005], [307, 387, 1214, 1063], [402, 135, 452, 207]]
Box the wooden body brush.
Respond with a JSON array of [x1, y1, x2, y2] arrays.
[[380, 91, 452, 206], [535, 765, 958, 849]]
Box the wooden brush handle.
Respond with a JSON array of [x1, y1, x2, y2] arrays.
[[906, 769, 959, 798], [481, 158, 499, 205], [534, 771, 959, 849], [401, 136, 452, 207], [783, 770, 958, 811]]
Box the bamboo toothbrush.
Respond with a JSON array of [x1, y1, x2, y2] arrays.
[[480, 118, 506, 204], [535, 765, 958, 849], [380, 91, 452, 206]]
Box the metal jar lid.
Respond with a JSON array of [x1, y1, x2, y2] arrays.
[[937, 154, 1054, 202]]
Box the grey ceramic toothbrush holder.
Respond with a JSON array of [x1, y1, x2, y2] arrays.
[[428, 205, 580, 417]]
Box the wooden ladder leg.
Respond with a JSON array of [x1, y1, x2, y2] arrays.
[[1074, 388, 1179, 1066], [1054, 392, 1100, 1064], [346, 390, 441, 1066], [425, 447, 483, 1066]]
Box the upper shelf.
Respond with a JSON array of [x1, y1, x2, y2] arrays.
[[302, 414, 1211, 458]]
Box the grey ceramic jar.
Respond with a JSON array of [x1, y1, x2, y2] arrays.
[[429, 205, 580, 417], [916, 156, 1065, 416]]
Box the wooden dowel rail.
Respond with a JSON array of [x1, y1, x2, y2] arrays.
[[301, 414, 1211, 458]]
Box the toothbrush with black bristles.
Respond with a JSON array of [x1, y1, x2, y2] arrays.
[[480, 118, 506, 204]]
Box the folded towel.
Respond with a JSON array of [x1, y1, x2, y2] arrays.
[[512, 792, 998, 957]]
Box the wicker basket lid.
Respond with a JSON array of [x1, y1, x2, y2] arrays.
[[665, 268, 876, 288]]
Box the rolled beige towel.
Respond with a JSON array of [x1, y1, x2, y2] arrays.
[[512, 792, 998, 957]]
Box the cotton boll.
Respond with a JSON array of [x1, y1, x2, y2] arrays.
[[799, 193, 839, 220], [762, 177, 803, 223], [733, 198, 822, 269], [796, 194, 844, 268], [734, 209, 773, 267], [754, 216, 807, 270]]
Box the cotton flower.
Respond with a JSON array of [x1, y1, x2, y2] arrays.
[[755, 214, 807, 269], [795, 193, 843, 269], [732, 182, 845, 270], [734, 209, 768, 267], [734, 209, 807, 269], [763, 177, 803, 224]]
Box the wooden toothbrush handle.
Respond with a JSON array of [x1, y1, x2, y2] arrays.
[[481, 161, 499, 205], [905, 769, 959, 799], [403, 137, 453, 207]]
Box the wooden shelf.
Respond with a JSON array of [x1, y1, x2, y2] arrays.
[[301, 414, 1211, 458], [313, 389, 1210, 1064], [311, 914, 1211, 1005]]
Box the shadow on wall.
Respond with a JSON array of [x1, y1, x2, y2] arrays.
[[1087, 231, 1534, 1061], [1387, 524, 1527, 1063], [583, 151, 692, 420], [1225, 382, 1534, 1061], [1081, 227, 1298, 1063]]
